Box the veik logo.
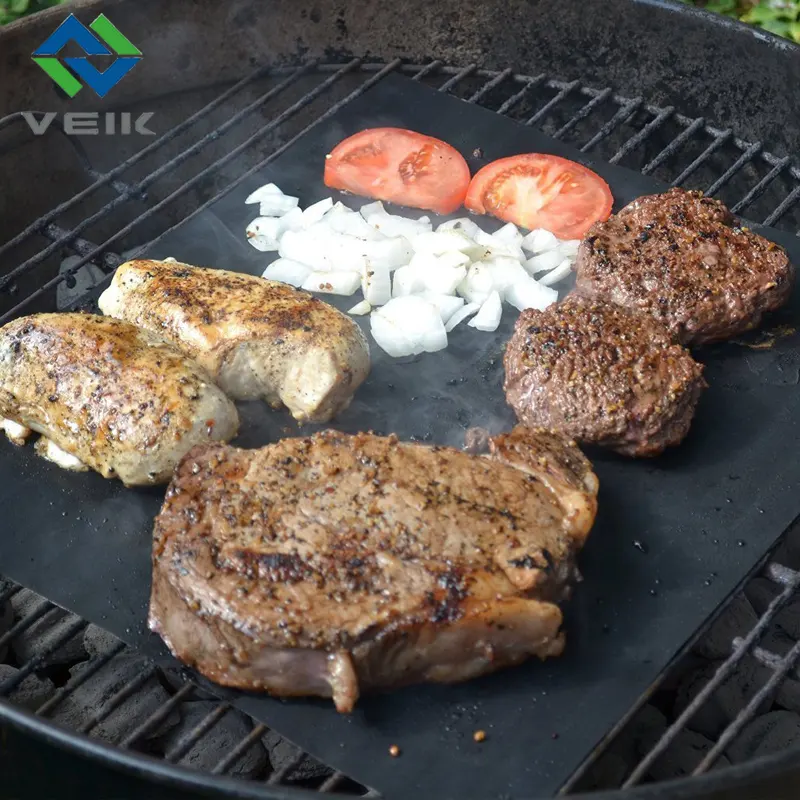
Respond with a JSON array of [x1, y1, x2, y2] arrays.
[[32, 14, 141, 98]]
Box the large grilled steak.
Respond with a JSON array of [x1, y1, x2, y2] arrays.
[[149, 427, 598, 712], [574, 188, 793, 345]]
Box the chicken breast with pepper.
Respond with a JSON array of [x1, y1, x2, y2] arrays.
[[0, 313, 239, 486], [99, 260, 371, 423]]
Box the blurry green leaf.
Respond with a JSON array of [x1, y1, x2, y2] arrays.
[[9, 0, 30, 13]]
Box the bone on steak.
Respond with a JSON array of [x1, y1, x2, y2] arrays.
[[149, 427, 598, 712]]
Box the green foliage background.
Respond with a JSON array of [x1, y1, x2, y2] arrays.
[[1, 0, 799, 42]]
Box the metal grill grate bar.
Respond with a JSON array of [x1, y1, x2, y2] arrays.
[[731, 156, 792, 216], [704, 141, 762, 197], [526, 80, 581, 127], [468, 68, 514, 104], [623, 563, 800, 787], [0, 65, 277, 264], [641, 117, 705, 176], [553, 88, 613, 141], [120, 681, 196, 748], [211, 723, 268, 775], [610, 106, 674, 165], [0, 63, 315, 294], [693, 637, 800, 773], [580, 98, 643, 153], [438, 64, 478, 93], [0, 600, 57, 653], [496, 74, 547, 116], [267, 751, 307, 785], [0, 617, 87, 697], [763, 183, 800, 228], [165, 703, 232, 763], [78, 664, 159, 736], [671, 130, 733, 187], [136, 60, 403, 268], [36, 641, 126, 716]]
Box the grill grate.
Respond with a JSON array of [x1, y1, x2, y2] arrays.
[[2, 60, 800, 796]]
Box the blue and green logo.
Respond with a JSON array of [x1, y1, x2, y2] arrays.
[[33, 14, 141, 99]]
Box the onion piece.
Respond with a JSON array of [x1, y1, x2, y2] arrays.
[[348, 300, 372, 315], [492, 222, 523, 249], [421, 292, 465, 324], [457, 262, 496, 305], [436, 217, 482, 239], [366, 212, 432, 240], [246, 217, 283, 252], [359, 200, 387, 220], [278, 229, 333, 270], [259, 194, 299, 217], [362, 264, 392, 306], [302, 270, 362, 295], [393, 264, 426, 297], [485, 257, 529, 299], [279, 206, 305, 233], [539, 259, 574, 287], [378, 296, 447, 354], [370, 312, 418, 358], [445, 302, 481, 332], [469, 291, 503, 332], [262, 258, 311, 287], [412, 229, 477, 257], [525, 249, 564, 275], [245, 183, 282, 204], [301, 197, 334, 227], [326, 205, 385, 240], [522, 228, 559, 254], [506, 276, 558, 311], [557, 239, 582, 259]]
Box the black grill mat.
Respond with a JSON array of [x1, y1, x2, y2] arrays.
[[2, 75, 800, 799]]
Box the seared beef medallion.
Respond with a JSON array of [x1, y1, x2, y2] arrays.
[[574, 188, 793, 345], [504, 296, 706, 457], [149, 427, 598, 712]]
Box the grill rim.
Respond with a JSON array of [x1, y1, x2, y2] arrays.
[[3, 1, 800, 797]]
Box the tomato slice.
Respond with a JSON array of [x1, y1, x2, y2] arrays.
[[464, 154, 613, 239], [324, 128, 471, 215]]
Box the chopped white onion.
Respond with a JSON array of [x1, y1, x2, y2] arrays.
[[370, 312, 418, 358], [505, 276, 558, 311], [412, 229, 477, 257], [362, 265, 392, 306], [259, 194, 299, 217], [392, 265, 426, 297], [326, 205, 385, 240], [262, 258, 311, 287], [278, 229, 333, 270], [492, 222, 523, 248], [246, 217, 283, 252], [301, 197, 334, 227], [469, 291, 503, 332], [522, 228, 560, 254], [348, 300, 372, 315], [365, 211, 432, 240], [420, 292, 465, 324], [359, 200, 387, 220], [539, 259, 574, 287], [302, 270, 362, 295], [279, 206, 305, 233], [378, 296, 447, 354], [445, 302, 481, 332], [457, 262, 496, 305], [525, 249, 565, 275], [557, 239, 582, 259], [245, 183, 282, 204], [437, 217, 483, 239], [485, 257, 529, 299]]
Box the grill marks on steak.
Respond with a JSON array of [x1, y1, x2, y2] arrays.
[[574, 188, 793, 345], [149, 428, 598, 712], [503, 297, 707, 457]]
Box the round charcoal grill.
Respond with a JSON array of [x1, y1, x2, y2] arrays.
[[2, 1, 800, 798]]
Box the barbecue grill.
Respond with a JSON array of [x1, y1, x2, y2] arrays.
[[2, 0, 800, 798]]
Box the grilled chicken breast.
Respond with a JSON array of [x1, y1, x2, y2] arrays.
[[0, 313, 239, 486], [149, 426, 598, 712], [99, 260, 371, 423]]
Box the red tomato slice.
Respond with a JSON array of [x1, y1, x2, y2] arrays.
[[464, 154, 613, 239], [324, 128, 471, 215]]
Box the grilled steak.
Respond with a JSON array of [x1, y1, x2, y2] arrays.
[[504, 297, 706, 457], [0, 313, 239, 486], [574, 188, 793, 345], [149, 427, 598, 712], [99, 260, 371, 423]]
